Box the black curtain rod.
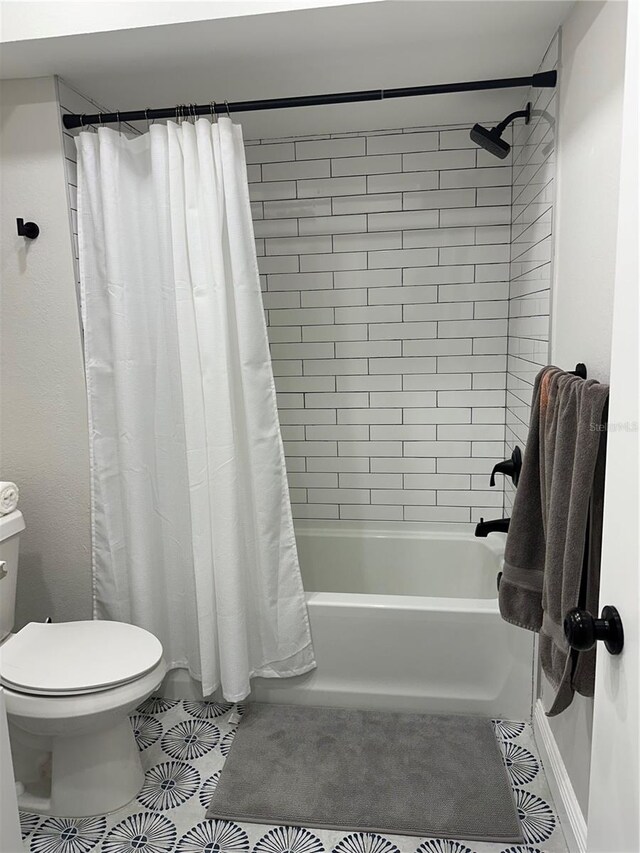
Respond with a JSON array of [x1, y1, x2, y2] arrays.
[[62, 70, 556, 130]]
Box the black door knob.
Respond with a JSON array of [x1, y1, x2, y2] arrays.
[[564, 606, 624, 655]]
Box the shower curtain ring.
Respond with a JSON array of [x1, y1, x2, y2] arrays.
[[224, 100, 231, 118], [211, 101, 218, 123]]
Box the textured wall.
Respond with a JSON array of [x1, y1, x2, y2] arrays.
[[247, 125, 514, 526], [0, 76, 91, 626]]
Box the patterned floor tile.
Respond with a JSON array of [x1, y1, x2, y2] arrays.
[[18, 699, 568, 853], [102, 812, 176, 853], [30, 816, 106, 853], [253, 825, 324, 853], [175, 819, 249, 853]]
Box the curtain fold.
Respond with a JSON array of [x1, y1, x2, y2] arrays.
[[76, 118, 315, 701]]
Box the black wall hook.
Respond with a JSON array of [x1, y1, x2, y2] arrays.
[[571, 363, 587, 379], [17, 218, 39, 239]]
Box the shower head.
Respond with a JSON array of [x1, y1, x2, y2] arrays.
[[469, 124, 511, 159], [470, 102, 531, 159]]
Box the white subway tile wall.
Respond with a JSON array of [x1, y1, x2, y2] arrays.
[[249, 121, 515, 525], [503, 35, 557, 514]]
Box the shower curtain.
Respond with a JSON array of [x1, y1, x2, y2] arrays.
[[76, 118, 315, 701]]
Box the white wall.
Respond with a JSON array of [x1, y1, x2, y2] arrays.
[[551, 0, 627, 378], [546, 0, 627, 821], [0, 76, 92, 626]]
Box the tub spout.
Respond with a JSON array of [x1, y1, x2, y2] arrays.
[[474, 517, 510, 537]]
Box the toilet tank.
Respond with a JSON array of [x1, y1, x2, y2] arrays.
[[0, 511, 25, 642]]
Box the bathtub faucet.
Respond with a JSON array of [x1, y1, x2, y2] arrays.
[[474, 517, 510, 537]]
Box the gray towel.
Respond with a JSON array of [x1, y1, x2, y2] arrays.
[[499, 366, 609, 716]]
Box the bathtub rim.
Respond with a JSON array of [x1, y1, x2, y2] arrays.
[[306, 590, 500, 613]]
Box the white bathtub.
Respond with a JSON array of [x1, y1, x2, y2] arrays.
[[252, 527, 535, 719]]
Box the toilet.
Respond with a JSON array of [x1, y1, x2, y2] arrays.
[[0, 510, 167, 817]]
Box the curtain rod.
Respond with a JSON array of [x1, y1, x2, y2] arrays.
[[62, 70, 557, 130]]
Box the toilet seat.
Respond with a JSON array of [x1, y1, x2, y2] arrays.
[[0, 620, 163, 696]]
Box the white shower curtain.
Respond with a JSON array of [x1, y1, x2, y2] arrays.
[[76, 118, 315, 701]]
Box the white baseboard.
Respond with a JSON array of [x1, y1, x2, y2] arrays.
[[533, 698, 587, 853]]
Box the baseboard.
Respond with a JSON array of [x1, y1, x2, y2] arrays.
[[533, 698, 587, 853]]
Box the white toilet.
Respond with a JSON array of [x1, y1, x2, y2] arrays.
[[0, 510, 167, 817]]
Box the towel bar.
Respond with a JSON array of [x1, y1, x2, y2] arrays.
[[571, 363, 587, 379]]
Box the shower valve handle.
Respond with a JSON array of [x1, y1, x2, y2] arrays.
[[489, 446, 522, 487]]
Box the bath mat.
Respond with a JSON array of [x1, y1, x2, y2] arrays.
[[206, 703, 523, 843]]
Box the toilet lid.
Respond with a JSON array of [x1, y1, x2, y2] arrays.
[[0, 621, 163, 696]]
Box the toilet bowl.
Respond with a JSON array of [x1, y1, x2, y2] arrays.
[[0, 620, 167, 817]]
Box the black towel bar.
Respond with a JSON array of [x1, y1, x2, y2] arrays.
[[571, 363, 587, 379]]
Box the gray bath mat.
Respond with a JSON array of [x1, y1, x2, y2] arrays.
[[206, 703, 522, 843]]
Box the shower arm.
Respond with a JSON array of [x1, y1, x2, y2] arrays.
[[61, 70, 556, 129], [494, 103, 532, 134]]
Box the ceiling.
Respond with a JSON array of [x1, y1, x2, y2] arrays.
[[1, 0, 575, 139], [0, 1, 361, 42]]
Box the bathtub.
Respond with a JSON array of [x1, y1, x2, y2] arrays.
[[252, 527, 535, 719]]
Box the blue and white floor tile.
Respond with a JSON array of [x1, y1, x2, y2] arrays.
[[19, 700, 568, 853]]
